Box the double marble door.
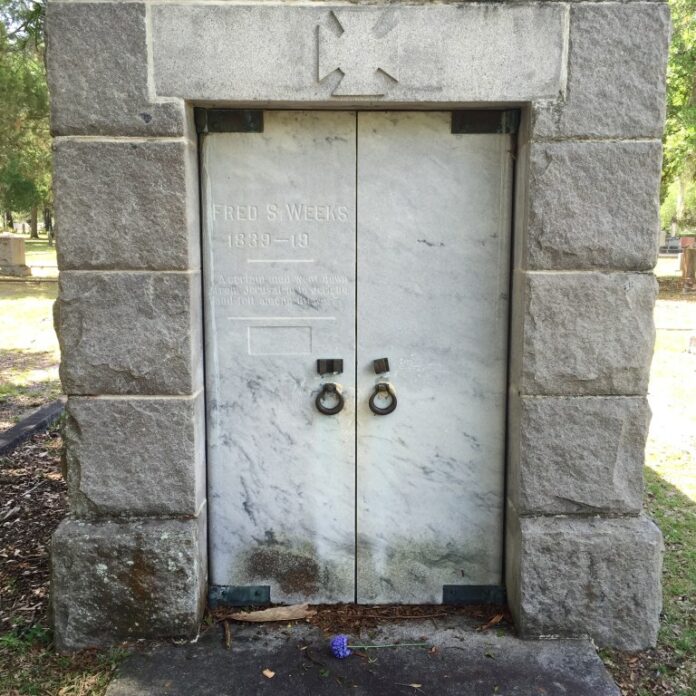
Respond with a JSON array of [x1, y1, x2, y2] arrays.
[[202, 111, 513, 604]]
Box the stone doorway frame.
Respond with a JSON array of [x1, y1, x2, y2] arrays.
[[48, 0, 668, 652]]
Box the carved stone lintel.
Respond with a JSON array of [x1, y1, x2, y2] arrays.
[[318, 10, 399, 97]]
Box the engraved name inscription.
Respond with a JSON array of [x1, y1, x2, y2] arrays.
[[212, 203, 349, 223]]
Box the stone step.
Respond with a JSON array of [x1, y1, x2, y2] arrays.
[[106, 619, 620, 696]]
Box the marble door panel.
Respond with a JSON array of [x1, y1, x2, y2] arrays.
[[202, 111, 357, 603], [355, 112, 513, 603]]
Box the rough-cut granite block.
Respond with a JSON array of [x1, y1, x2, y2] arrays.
[[55, 272, 203, 395], [526, 141, 662, 270], [518, 272, 657, 396], [51, 516, 206, 651], [54, 140, 199, 271], [533, 3, 670, 138], [509, 396, 650, 514], [511, 513, 663, 650], [47, 2, 185, 136], [64, 395, 205, 517]]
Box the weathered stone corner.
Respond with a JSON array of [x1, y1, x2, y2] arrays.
[[46, 2, 185, 136], [53, 139, 200, 271], [531, 3, 670, 139], [517, 272, 658, 396], [525, 141, 663, 271], [51, 516, 207, 652], [508, 512, 663, 651], [508, 396, 651, 515], [63, 395, 206, 518], [54, 271, 203, 396]]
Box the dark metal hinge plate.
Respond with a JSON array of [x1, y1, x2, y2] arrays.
[[443, 585, 507, 605], [195, 108, 264, 134], [451, 110, 520, 135], [208, 585, 271, 608]]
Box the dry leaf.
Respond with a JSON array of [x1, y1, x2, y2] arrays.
[[479, 613, 505, 631], [262, 669, 275, 679], [230, 603, 316, 622]]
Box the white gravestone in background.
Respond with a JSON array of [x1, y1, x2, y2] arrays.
[[0, 234, 31, 277]]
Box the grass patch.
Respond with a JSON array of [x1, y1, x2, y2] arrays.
[[602, 469, 696, 695], [0, 348, 62, 410], [601, 289, 696, 694], [657, 276, 696, 302], [23, 238, 57, 269], [0, 620, 125, 696], [647, 470, 696, 663]]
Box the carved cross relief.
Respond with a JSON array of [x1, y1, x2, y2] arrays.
[[317, 10, 400, 96]]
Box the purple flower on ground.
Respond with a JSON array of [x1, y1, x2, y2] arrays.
[[330, 634, 352, 659]]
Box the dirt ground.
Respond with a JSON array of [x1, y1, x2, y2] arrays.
[[0, 428, 64, 635]]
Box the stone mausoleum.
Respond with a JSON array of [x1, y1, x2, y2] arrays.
[[47, 0, 669, 652]]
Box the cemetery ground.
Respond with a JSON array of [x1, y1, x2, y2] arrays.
[[0, 253, 694, 695], [0, 233, 60, 432]]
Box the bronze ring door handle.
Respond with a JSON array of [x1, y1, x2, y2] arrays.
[[369, 382, 397, 415], [315, 383, 345, 415]]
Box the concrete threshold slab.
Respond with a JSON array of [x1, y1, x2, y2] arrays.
[[106, 617, 619, 696]]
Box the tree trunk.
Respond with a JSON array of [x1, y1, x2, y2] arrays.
[[677, 175, 686, 224], [684, 248, 696, 293], [30, 205, 38, 238], [44, 207, 54, 245], [4, 211, 14, 230]]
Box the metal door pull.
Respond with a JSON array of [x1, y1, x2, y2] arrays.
[[369, 382, 397, 415], [315, 383, 345, 415]]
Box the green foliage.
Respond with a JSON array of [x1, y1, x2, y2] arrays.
[[664, 0, 696, 186], [0, 1, 50, 224], [0, 0, 44, 52], [662, 184, 678, 230], [661, 0, 696, 231], [0, 619, 127, 696], [0, 622, 50, 653], [661, 177, 696, 231], [0, 157, 38, 211]]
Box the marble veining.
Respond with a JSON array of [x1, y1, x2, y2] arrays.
[[355, 112, 511, 602], [203, 112, 357, 603], [203, 111, 512, 604]]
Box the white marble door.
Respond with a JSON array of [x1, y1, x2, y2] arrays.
[[202, 111, 357, 603], [355, 112, 512, 602], [203, 110, 512, 604]]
